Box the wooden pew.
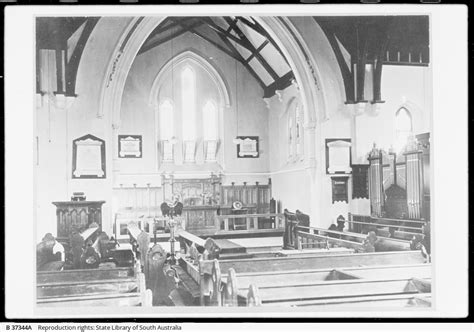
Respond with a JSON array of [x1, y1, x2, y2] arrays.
[[179, 249, 427, 306], [220, 264, 431, 292], [201, 250, 426, 274], [36, 263, 151, 307], [190, 258, 431, 308], [247, 277, 430, 306], [296, 225, 411, 252], [348, 213, 427, 236]]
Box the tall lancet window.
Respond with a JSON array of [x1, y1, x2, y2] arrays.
[[159, 99, 174, 162], [295, 104, 304, 156], [395, 107, 413, 152], [288, 115, 294, 158], [203, 100, 218, 162], [181, 66, 197, 162]]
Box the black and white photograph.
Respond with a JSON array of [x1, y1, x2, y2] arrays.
[[3, 4, 468, 319]]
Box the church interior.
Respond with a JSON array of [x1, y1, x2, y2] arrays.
[[35, 15, 432, 309]]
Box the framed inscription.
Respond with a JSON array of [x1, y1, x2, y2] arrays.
[[236, 136, 259, 158], [72, 134, 106, 179], [331, 176, 349, 203], [326, 138, 352, 174], [118, 135, 142, 158]]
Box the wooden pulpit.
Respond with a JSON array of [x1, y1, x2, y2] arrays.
[[52, 200, 105, 243]]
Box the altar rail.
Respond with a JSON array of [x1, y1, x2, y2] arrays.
[[216, 213, 284, 232]]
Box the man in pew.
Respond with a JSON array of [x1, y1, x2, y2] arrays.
[[336, 216, 346, 232], [69, 228, 85, 269], [359, 231, 378, 253], [80, 241, 101, 269], [37, 233, 64, 271], [410, 228, 430, 263], [327, 224, 340, 238]]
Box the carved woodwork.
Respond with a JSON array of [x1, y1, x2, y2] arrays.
[[368, 145, 384, 217], [52, 200, 105, 244]]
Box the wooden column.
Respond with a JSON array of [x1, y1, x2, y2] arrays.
[[367, 145, 384, 217], [404, 137, 424, 220]]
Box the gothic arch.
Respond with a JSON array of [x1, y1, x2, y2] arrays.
[[148, 49, 231, 110]]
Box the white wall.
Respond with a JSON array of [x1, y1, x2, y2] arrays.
[[119, 32, 271, 187], [35, 17, 133, 240]]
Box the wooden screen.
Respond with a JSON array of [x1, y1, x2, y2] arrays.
[[368, 147, 384, 217], [405, 149, 424, 219]]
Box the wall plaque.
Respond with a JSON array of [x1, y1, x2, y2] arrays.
[[326, 138, 351, 174], [118, 135, 142, 158], [236, 136, 259, 158], [72, 134, 106, 179], [331, 176, 349, 203]]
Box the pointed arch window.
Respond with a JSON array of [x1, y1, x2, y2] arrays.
[[181, 66, 197, 162], [159, 99, 174, 162], [288, 114, 294, 158], [203, 100, 219, 162], [295, 104, 304, 156], [395, 107, 413, 152]]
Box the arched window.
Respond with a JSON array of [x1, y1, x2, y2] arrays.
[[203, 100, 218, 140], [181, 66, 196, 141], [181, 66, 197, 162], [203, 100, 218, 162], [295, 104, 304, 156], [395, 107, 413, 152], [159, 99, 174, 162], [288, 114, 294, 158], [159, 99, 174, 140]]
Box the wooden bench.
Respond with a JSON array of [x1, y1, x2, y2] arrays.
[[179, 247, 427, 305], [348, 213, 427, 237], [297, 226, 412, 252], [220, 261, 431, 308], [36, 264, 151, 307], [245, 277, 431, 307]]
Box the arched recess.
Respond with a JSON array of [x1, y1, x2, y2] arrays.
[[148, 50, 231, 110], [99, 16, 334, 223], [100, 16, 327, 136]]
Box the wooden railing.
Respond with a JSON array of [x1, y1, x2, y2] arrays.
[[215, 213, 284, 232], [348, 213, 427, 238]]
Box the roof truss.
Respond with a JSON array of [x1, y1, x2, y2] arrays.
[[138, 16, 294, 98]]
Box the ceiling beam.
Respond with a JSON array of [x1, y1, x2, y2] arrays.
[[263, 71, 295, 99], [236, 16, 290, 65], [189, 29, 241, 62], [245, 39, 269, 63], [225, 17, 280, 81], [65, 17, 100, 96], [199, 18, 251, 51], [138, 20, 205, 55]]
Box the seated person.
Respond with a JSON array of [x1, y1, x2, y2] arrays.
[[80, 243, 100, 269], [161, 195, 183, 217], [360, 231, 378, 253], [327, 224, 341, 238], [37, 233, 63, 271], [411, 232, 430, 262], [336, 217, 345, 232]]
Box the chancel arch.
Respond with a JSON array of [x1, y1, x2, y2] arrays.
[[33, 14, 434, 310]]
